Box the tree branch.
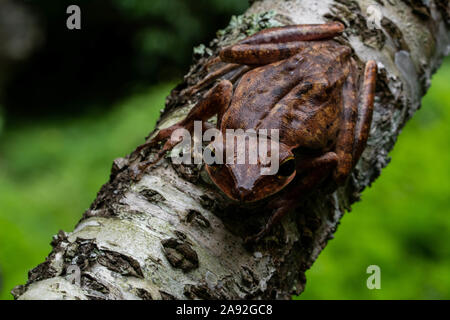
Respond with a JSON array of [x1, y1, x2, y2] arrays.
[[12, 0, 449, 300]]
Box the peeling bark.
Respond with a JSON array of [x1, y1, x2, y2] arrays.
[[12, 0, 449, 300]]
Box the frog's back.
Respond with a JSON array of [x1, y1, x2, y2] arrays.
[[221, 42, 352, 150]]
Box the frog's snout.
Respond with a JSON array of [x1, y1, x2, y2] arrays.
[[228, 185, 262, 203], [236, 186, 254, 202]]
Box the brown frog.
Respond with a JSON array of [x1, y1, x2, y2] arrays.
[[134, 22, 377, 243]]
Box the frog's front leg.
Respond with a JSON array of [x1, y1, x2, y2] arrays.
[[131, 80, 233, 178], [246, 152, 338, 244], [238, 22, 344, 45]]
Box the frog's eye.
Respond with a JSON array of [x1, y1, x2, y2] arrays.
[[278, 157, 296, 177]]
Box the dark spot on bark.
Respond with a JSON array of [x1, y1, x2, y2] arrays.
[[400, 0, 431, 20], [436, 0, 450, 26], [27, 260, 58, 283], [199, 194, 216, 210], [97, 250, 144, 278], [186, 209, 211, 228], [161, 237, 199, 272], [174, 230, 187, 241], [81, 274, 109, 300], [51, 230, 68, 248], [240, 266, 259, 288], [127, 209, 145, 215], [139, 189, 165, 203], [135, 288, 153, 300], [72, 239, 98, 263], [159, 290, 177, 300], [381, 17, 410, 52], [82, 275, 108, 293], [111, 157, 128, 178], [184, 284, 212, 300], [184, 282, 228, 300]]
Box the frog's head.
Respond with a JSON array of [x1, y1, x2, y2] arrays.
[[204, 135, 296, 202]]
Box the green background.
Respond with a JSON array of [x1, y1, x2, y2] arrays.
[[0, 0, 449, 300]]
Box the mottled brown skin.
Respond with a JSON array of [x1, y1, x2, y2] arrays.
[[134, 22, 377, 243]]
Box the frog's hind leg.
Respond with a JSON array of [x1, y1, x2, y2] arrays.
[[220, 22, 344, 65], [131, 80, 233, 178], [332, 60, 377, 184], [332, 59, 359, 184], [352, 60, 377, 165], [239, 22, 344, 45]]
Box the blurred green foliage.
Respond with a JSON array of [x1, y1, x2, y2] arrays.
[[0, 50, 449, 299], [0, 106, 3, 136], [0, 83, 171, 299], [4, 0, 248, 118], [111, 0, 249, 75]]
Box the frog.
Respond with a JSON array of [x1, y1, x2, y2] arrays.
[[133, 22, 377, 243]]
